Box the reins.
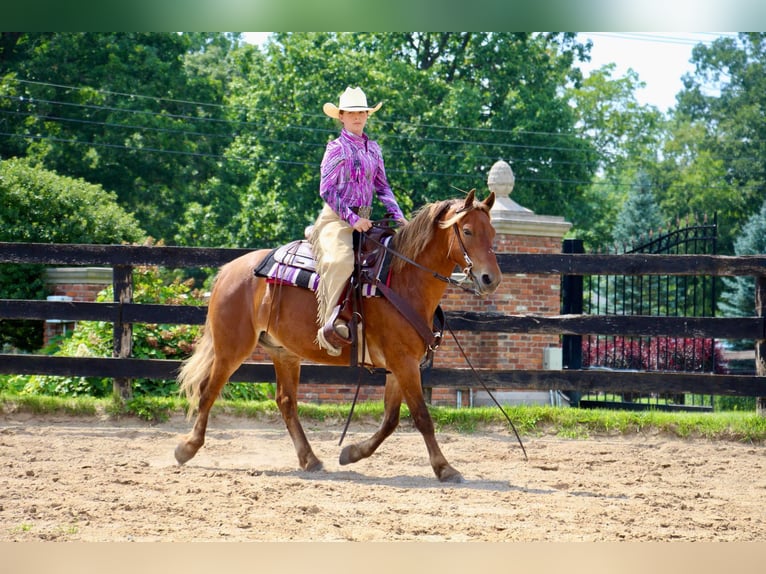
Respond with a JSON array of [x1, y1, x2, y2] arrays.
[[444, 319, 528, 461], [338, 217, 528, 462], [364, 221, 480, 295]]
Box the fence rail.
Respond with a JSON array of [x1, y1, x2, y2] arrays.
[[1, 242, 765, 405]]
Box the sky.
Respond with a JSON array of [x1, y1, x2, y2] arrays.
[[242, 32, 738, 113], [577, 32, 737, 112]]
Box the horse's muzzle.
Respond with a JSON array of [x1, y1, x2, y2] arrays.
[[473, 270, 501, 296]]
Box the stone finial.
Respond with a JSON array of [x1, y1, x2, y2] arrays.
[[486, 159, 571, 238], [487, 160, 515, 198]]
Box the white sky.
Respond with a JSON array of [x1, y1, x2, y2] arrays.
[[577, 32, 737, 112], [242, 32, 739, 113]]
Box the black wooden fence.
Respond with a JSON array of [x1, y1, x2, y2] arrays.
[[1, 241, 765, 411], [570, 216, 722, 409]]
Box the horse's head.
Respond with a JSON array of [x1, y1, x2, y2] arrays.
[[442, 189, 501, 296]]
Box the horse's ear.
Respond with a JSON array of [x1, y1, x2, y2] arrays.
[[483, 191, 495, 211], [463, 188, 476, 210]]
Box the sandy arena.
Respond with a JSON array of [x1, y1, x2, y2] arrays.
[[1, 411, 765, 542]]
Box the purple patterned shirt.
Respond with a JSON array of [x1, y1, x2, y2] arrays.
[[319, 129, 404, 226]]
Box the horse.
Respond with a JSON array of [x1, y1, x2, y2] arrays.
[[175, 189, 501, 482]]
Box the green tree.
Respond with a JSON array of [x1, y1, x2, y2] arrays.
[[670, 33, 766, 254], [718, 198, 766, 336], [568, 64, 664, 177], [612, 171, 665, 247], [0, 32, 239, 241], [190, 32, 597, 248], [566, 64, 666, 248], [0, 158, 144, 350]]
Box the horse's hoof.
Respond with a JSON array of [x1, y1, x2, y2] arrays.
[[174, 443, 196, 465], [304, 458, 324, 472], [338, 445, 360, 466], [438, 467, 464, 483]]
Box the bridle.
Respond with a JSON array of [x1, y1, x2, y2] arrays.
[[366, 217, 481, 295], [449, 222, 475, 284]]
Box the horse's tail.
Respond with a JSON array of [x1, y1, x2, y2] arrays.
[[177, 321, 215, 420]]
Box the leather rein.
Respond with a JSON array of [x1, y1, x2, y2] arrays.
[[363, 222, 477, 352]]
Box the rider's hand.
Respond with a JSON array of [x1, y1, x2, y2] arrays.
[[352, 217, 372, 232]]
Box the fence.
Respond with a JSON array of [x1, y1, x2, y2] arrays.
[[1, 241, 765, 413], [570, 216, 721, 410]]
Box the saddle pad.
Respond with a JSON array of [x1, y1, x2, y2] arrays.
[[253, 240, 320, 291], [253, 237, 392, 296]]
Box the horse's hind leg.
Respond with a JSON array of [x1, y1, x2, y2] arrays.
[[339, 373, 403, 465], [270, 349, 323, 472], [175, 358, 235, 465]]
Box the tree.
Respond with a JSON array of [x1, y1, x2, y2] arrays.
[[0, 32, 239, 241], [568, 64, 664, 177], [0, 158, 144, 350], [612, 171, 665, 247], [566, 64, 666, 248], [718, 198, 766, 334], [189, 32, 598, 248], [670, 33, 766, 254]]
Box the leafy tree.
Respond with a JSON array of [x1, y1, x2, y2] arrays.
[[718, 198, 766, 344], [670, 33, 766, 254], [187, 32, 598, 248], [566, 64, 666, 249], [0, 158, 144, 350], [0, 32, 239, 241], [612, 171, 665, 247], [568, 64, 664, 177]]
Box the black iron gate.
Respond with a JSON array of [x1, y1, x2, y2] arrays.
[[563, 215, 719, 411]]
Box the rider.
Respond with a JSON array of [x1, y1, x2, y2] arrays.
[[310, 86, 407, 356]]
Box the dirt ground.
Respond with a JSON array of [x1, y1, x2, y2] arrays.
[[1, 410, 765, 542]]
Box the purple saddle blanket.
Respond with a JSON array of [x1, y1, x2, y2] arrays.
[[253, 237, 392, 297]]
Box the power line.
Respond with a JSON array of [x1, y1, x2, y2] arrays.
[[584, 32, 739, 48], [1, 85, 609, 162], [1, 129, 742, 195], [5, 77, 601, 143]]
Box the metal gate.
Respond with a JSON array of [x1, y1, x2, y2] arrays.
[[563, 215, 719, 411]]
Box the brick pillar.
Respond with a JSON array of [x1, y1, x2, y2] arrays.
[[43, 267, 111, 346]]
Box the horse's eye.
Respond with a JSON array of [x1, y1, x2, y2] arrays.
[[462, 226, 472, 237]]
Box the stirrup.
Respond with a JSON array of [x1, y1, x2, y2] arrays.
[[321, 305, 352, 348], [316, 327, 342, 356]]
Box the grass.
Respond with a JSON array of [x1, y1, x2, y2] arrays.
[[1, 391, 765, 443]]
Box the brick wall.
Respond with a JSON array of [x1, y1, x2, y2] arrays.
[[43, 268, 111, 346], [427, 233, 563, 406]]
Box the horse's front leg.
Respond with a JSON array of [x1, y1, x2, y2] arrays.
[[339, 372, 403, 465], [270, 349, 323, 472], [399, 363, 463, 483]]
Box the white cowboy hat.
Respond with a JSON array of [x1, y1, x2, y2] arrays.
[[323, 86, 382, 119]]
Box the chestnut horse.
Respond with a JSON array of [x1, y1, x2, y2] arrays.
[[175, 190, 500, 482]]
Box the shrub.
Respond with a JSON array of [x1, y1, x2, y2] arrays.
[[0, 157, 144, 351], [583, 336, 727, 374], [9, 266, 203, 397]]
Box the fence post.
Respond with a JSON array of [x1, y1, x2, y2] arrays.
[[113, 265, 133, 401], [561, 238, 584, 407], [756, 276, 766, 417]]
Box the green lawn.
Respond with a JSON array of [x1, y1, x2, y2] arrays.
[[2, 391, 765, 443]]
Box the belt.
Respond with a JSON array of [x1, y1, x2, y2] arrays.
[[350, 206, 372, 219]]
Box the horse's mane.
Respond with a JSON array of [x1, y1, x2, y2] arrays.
[[390, 196, 489, 274]]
